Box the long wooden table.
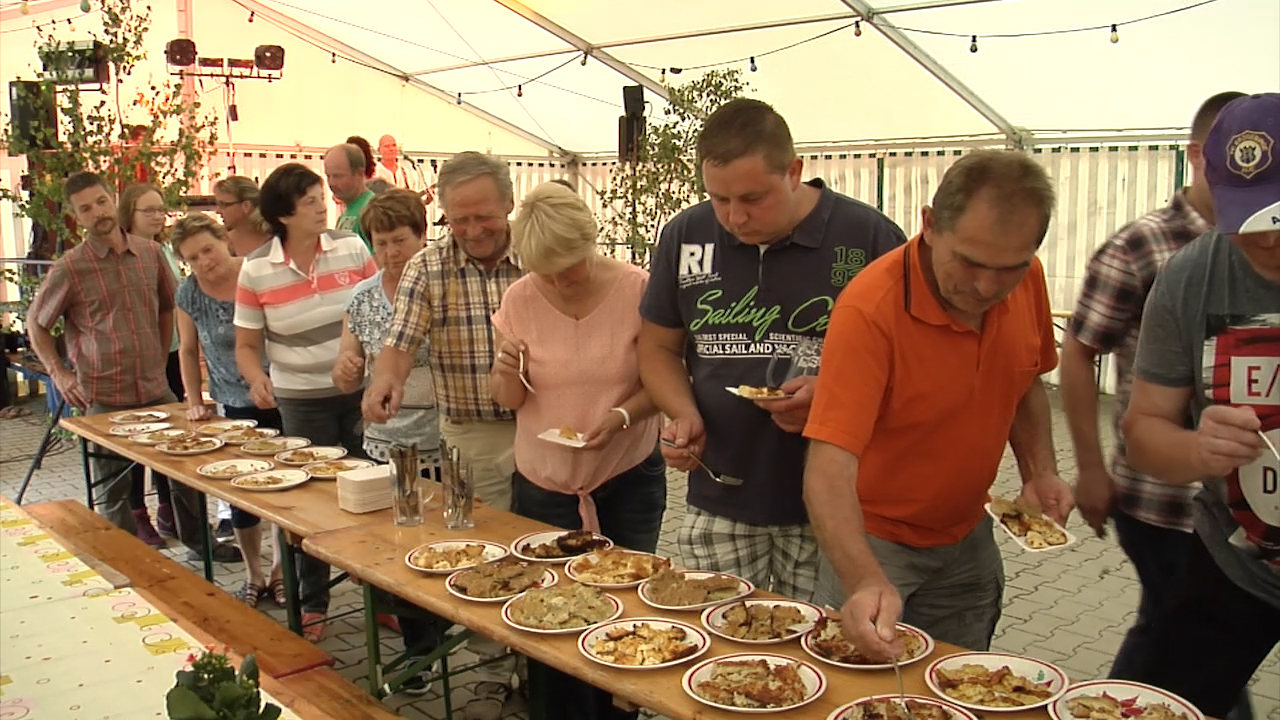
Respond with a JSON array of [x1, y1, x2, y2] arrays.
[[59, 403, 395, 632], [302, 508, 1058, 720]]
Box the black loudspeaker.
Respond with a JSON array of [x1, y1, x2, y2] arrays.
[[254, 44, 285, 71], [7, 81, 57, 155], [165, 38, 197, 67], [618, 114, 645, 163], [622, 85, 644, 116]]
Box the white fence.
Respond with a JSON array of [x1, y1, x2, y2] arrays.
[[2, 142, 1188, 394]]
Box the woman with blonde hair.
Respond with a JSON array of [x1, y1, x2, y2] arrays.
[[490, 181, 665, 720], [170, 212, 285, 607], [212, 176, 271, 257]]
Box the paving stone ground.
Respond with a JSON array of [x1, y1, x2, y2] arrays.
[[1, 388, 1276, 719]]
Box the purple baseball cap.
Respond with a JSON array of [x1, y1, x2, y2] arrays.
[[1205, 93, 1280, 235]]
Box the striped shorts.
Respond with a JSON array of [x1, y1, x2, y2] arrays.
[[678, 505, 819, 602]]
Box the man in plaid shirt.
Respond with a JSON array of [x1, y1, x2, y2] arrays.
[[1061, 91, 1253, 718], [363, 151, 521, 719]]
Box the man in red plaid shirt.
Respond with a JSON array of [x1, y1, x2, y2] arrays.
[[1061, 91, 1254, 720]]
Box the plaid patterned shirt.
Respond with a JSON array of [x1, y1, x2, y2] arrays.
[[1068, 189, 1208, 532], [28, 232, 177, 406], [384, 235, 523, 423]]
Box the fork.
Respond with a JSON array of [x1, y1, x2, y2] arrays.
[[659, 439, 743, 486], [517, 349, 536, 394], [891, 654, 916, 720], [1259, 430, 1280, 463]]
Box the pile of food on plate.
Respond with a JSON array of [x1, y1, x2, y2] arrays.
[[135, 429, 193, 443], [843, 698, 954, 720], [113, 411, 166, 423], [933, 664, 1056, 707], [570, 549, 669, 584], [711, 602, 807, 641], [278, 448, 334, 464], [243, 439, 291, 453], [449, 560, 546, 599], [1066, 694, 1191, 720], [521, 529, 610, 559], [693, 658, 809, 709], [203, 462, 261, 479], [557, 426, 582, 441], [643, 568, 743, 607], [735, 385, 787, 399], [506, 582, 613, 630], [233, 474, 293, 488], [160, 437, 220, 453], [306, 460, 364, 476], [808, 617, 925, 664], [410, 543, 490, 571], [585, 622, 700, 666], [990, 496, 1070, 548], [220, 427, 277, 442]]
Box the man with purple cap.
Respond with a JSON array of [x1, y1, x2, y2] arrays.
[[1122, 92, 1280, 718]]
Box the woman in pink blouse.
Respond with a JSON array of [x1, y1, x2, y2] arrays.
[[490, 181, 665, 720]]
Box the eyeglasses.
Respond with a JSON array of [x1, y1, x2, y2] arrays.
[[136, 208, 167, 216]]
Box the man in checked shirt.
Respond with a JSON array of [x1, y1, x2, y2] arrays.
[[1061, 90, 1253, 720], [363, 150, 520, 719]]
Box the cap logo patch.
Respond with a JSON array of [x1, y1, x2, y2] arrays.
[[1226, 130, 1273, 180]]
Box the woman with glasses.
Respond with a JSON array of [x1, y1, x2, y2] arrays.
[[213, 176, 271, 258]]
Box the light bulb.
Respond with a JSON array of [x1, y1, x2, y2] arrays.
[[580, 53, 588, 66], [748, 56, 757, 72], [1109, 24, 1119, 44], [20, 2, 30, 15], [456, 93, 462, 105], [80, 0, 91, 12], [659, 69, 666, 84], [969, 35, 978, 53], [854, 20, 862, 37], [516, 85, 523, 97], [331, 53, 336, 64]]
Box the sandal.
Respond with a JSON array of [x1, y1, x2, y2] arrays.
[[301, 612, 327, 643], [267, 577, 287, 607], [236, 581, 265, 608]]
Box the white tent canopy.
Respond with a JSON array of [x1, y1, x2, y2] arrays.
[[1, 0, 1277, 156], [233, 0, 1277, 154]]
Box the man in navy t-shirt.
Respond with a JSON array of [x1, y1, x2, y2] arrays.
[[638, 98, 906, 600]]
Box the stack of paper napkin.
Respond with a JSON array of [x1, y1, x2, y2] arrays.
[[337, 464, 392, 513]]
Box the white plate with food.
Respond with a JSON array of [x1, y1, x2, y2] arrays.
[[110, 422, 173, 436], [801, 617, 935, 670], [275, 446, 347, 465], [109, 410, 170, 424], [229, 469, 311, 492], [500, 583, 623, 634], [510, 529, 613, 562], [1047, 680, 1203, 720], [155, 437, 225, 455], [240, 437, 311, 456], [216, 427, 281, 444], [446, 561, 556, 603], [536, 427, 587, 448], [579, 618, 711, 670], [301, 458, 375, 479], [828, 694, 981, 720], [724, 385, 793, 401], [196, 419, 258, 435], [925, 652, 1068, 713], [564, 548, 671, 589], [985, 497, 1077, 552], [682, 652, 826, 714], [701, 599, 823, 645], [130, 428, 195, 445], [405, 540, 510, 575], [638, 568, 755, 612], [197, 459, 274, 480]]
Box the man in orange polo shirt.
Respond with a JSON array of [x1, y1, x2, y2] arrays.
[[803, 149, 1075, 658]]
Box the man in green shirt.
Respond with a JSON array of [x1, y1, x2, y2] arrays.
[[325, 143, 375, 249]]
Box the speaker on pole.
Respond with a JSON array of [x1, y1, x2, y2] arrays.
[[7, 81, 57, 156], [618, 85, 646, 163]]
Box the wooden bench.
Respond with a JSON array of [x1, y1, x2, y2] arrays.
[[25, 499, 334, 679], [276, 668, 402, 720]]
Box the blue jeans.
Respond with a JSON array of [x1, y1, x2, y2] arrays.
[[275, 391, 365, 614], [514, 447, 667, 720], [1111, 511, 1254, 720]]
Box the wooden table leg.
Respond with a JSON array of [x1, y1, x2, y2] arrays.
[[362, 582, 382, 695]]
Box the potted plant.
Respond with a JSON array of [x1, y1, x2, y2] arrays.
[[166, 648, 281, 720]]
